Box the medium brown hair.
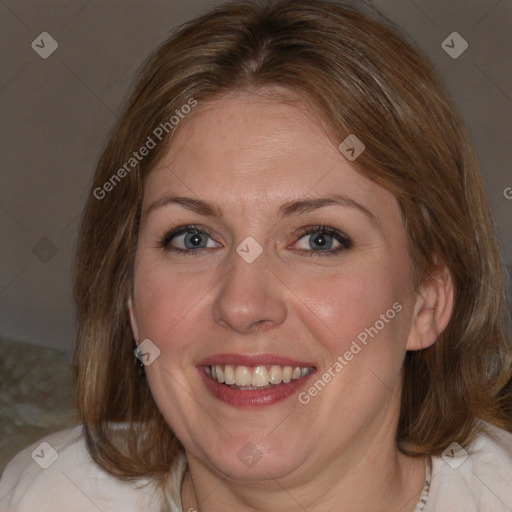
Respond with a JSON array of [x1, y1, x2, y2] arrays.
[[73, 0, 512, 484]]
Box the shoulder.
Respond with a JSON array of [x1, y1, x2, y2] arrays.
[[427, 422, 512, 512], [0, 425, 166, 512]]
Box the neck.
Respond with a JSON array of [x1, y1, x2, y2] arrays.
[[181, 440, 427, 512]]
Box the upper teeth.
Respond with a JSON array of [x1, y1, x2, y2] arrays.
[[205, 365, 313, 387]]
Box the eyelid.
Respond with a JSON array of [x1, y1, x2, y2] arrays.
[[293, 225, 351, 244], [289, 225, 352, 255], [159, 224, 219, 249]]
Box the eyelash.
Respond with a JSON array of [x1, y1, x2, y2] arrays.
[[157, 224, 352, 258]]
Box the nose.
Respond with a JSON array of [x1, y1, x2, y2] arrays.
[[212, 248, 287, 334]]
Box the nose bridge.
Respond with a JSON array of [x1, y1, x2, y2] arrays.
[[212, 245, 287, 333]]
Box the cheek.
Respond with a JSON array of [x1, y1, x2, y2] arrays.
[[132, 259, 209, 347], [285, 256, 410, 362]]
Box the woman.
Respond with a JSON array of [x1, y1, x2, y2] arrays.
[[1, 0, 511, 510]]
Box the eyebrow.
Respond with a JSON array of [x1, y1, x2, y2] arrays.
[[145, 194, 377, 222]]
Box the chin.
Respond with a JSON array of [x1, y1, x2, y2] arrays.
[[201, 434, 311, 481]]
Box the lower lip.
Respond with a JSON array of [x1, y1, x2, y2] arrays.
[[198, 367, 316, 407]]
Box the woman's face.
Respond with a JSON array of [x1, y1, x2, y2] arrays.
[[129, 89, 420, 482]]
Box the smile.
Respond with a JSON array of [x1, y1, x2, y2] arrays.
[[204, 364, 315, 389]]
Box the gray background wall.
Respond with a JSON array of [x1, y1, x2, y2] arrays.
[[1, 0, 511, 355]]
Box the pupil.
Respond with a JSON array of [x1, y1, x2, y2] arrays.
[[187, 232, 204, 248], [311, 233, 332, 250], [315, 234, 326, 246]]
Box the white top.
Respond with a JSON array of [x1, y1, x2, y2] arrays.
[[1, 422, 511, 511]]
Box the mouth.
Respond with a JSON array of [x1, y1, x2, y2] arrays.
[[197, 355, 317, 407]]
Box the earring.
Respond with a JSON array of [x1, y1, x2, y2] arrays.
[[134, 345, 144, 368]]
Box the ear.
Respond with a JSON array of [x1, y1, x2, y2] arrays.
[[128, 296, 140, 344], [406, 263, 454, 351]]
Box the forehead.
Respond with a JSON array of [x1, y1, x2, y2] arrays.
[[141, 90, 399, 224]]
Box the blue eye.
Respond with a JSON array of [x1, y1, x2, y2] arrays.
[[159, 226, 218, 255], [294, 226, 352, 257]]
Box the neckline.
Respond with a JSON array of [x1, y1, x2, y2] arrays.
[[412, 455, 432, 512], [174, 454, 433, 512]]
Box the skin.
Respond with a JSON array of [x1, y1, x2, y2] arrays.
[[129, 88, 454, 512]]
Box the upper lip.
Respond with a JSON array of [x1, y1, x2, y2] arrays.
[[197, 353, 316, 368]]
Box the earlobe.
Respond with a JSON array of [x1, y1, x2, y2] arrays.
[[128, 296, 140, 343], [406, 264, 454, 351]]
